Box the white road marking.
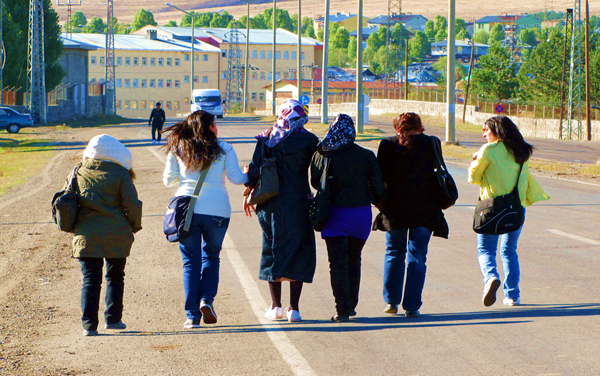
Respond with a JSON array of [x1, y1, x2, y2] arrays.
[[223, 234, 316, 376], [546, 229, 600, 245], [147, 145, 315, 376]]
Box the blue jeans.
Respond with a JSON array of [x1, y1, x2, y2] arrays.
[[383, 227, 432, 311], [477, 216, 525, 300], [179, 214, 230, 320]]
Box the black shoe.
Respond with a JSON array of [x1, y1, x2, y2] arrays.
[[331, 315, 350, 322], [405, 310, 421, 317]]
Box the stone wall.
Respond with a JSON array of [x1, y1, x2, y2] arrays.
[[87, 95, 104, 117]]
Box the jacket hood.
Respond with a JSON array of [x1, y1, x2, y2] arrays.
[[83, 134, 132, 170]]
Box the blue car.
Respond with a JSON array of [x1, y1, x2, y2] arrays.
[[0, 107, 34, 133]]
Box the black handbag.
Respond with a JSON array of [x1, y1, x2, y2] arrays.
[[163, 163, 210, 242], [247, 140, 279, 205], [309, 156, 331, 231], [473, 164, 524, 235], [431, 136, 459, 210], [51, 166, 80, 232]]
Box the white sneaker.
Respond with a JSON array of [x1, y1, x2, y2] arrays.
[[151, 140, 156, 144], [264, 306, 284, 320], [482, 277, 501, 307], [285, 307, 302, 322], [503, 297, 521, 306]]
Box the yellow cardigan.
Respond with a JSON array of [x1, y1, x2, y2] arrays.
[[468, 141, 550, 207]]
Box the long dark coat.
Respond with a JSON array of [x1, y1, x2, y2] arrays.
[[247, 131, 318, 282]]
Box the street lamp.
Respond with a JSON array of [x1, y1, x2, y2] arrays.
[[166, 2, 197, 96]]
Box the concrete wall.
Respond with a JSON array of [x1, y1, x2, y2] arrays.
[[88, 95, 104, 117]]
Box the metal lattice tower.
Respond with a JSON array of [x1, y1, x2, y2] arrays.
[[384, 0, 402, 93], [565, 0, 583, 140], [558, 9, 573, 138], [57, 0, 82, 39], [27, 0, 46, 124], [225, 22, 244, 114], [104, 0, 116, 115]]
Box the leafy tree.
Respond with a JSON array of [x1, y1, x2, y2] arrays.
[[132, 9, 157, 31], [331, 26, 350, 49], [317, 27, 324, 41], [457, 29, 469, 40], [302, 18, 316, 38], [518, 28, 538, 47], [66, 11, 87, 30], [517, 29, 566, 103], [263, 8, 294, 32], [209, 12, 234, 28], [1, 0, 64, 93], [589, 49, 600, 107], [473, 30, 489, 44], [455, 18, 470, 39], [164, 20, 177, 27], [408, 30, 431, 61], [249, 13, 268, 29], [488, 24, 505, 46], [434, 16, 448, 42], [471, 44, 518, 100], [424, 20, 435, 41], [432, 56, 467, 89], [84, 17, 107, 33], [347, 36, 357, 66]]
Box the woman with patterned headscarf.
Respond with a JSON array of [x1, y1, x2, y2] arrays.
[[243, 99, 318, 322], [310, 114, 386, 322]]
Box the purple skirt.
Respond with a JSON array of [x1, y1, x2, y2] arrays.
[[321, 205, 372, 240]]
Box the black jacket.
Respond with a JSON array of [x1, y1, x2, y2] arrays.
[[149, 108, 165, 126], [311, 143, 385, 208], [377, 134, 449, 238]]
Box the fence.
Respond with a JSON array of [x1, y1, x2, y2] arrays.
[[1, 89, 19, 106]]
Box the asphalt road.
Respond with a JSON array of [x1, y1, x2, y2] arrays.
[[1, 116, 599, 375]]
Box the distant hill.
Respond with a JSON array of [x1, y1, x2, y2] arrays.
[[54, 0, 598, 27]]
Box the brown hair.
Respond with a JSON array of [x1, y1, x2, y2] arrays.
[[484, 116, 533, 164], [393, 112, 424, 147], [162, 111, 223, 171]]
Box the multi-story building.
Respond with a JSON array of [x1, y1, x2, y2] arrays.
[[313, 12, 371, 33], [367, 14, 429, 32], [134, 26, 323, 112], [63, 30, 221, 117]]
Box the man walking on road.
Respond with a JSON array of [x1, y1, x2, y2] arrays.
[[148, 102, 166, 144]]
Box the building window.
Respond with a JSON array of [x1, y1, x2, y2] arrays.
[[184, 54, 190, 61], [124, 100, 130, 109], [133, 79, 139, 88], [252, 50, 257, 59], [275, 72, 280, 80], [116, 56, 122, 65], [203, 54, 208, 61], [184, 97, 189, 104], [116, 79, 122, 88], [175, 58, 180, 66], [124, 79, 130, 88], [260, 72, 265, 80], [116, 100, 121, 109], [301, 52, 305, 60], [276, 52, 281, 59], [133, 57, 139, 66], [252, 92, 257, 100], [91, 56, 96, 65], [158, 58, 164, 66], [125, 57, 131, 66], [166, 79, 172, 88], [158, 79, 163, 88], [150, 79, 156, 88], [268, 51, 272, 59], [166, 101, 171, 110], [174, 101, 180, 110], [260, 51, 265, 59], [221, 73, 226, 79], [194, 54, 200, 61], [268, 72, 272, 80], [142, 57, 147, 66], [221, 50, 226, 58], [291, 51, 296, 60], [99, 56, 105, 65], [252, 73, 257, 80], [150, 58, 156, 66], [174, 80, 180, 88], [283, 51, 288, 59], [149, 101, 155, 109], [166, 58, 172, 66], [259, 93, 264, 101], [141, 79, 147, 88], [202, 76, 208, 83], [184, 75, 190, 83], [132, 100, 138, 110], [141, 100, 147, 110], [194, 76, 199, 83]]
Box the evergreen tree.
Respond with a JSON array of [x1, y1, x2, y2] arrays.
[[471, 44, 518, 101], [424, 20, 435, 41], [132, 9, 157, 31], [408, 30, 431, 62], [488, 24, 505, 46]]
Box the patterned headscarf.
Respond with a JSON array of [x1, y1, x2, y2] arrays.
[[319, 114, 356, 152], [257, 99, 308, 147]]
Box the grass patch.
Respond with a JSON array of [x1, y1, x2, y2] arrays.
[[47, 114, 130, 129], [441, 143, 477, 160], [0, 138, 55, 195], [380, 113, 482, 134]]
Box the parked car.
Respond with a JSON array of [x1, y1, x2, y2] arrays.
[[0, 107, 34, 133]]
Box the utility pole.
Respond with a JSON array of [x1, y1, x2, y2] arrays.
[[104, 0, 116, 115], [559, 9, 573, 139], [1, 0, 4, 106], [566, 0, 583, 140], [166, 3, 198, 105], [225, 23, 244, 114], [404, 35, 409, 99], [584, 0, 591, 140], [321, 0, 330, 123], [462, 39, 475, 122], [271, 0, 277, 115], [27, 0, 46, 124], [244, 1, 250, 113], [445, 0, 456, 143], [57, 0, 81, 39], [356, 0, 363, 133], [297, 0, 302, 98]]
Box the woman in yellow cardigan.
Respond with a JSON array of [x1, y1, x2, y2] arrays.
[[468, 116, 549, 307]]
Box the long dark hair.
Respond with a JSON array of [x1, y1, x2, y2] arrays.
[[485, 116, 533, 164], [393, 112, 424, 147], [163, 111, 223, 171]]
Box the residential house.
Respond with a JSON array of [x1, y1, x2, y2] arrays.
[[313, 12, 370, 33], [474, 15, 519, 34], [349, 26, 414, 42], [431, 40, 489, 58], [367, 14, 428, 31], [515, 15, 542, 31]]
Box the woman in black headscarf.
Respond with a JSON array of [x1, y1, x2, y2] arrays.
[[311, 114, 385, 322]]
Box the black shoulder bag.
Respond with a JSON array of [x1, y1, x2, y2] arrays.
[[473, 163, 525, 235], [431, 136, 459, 210], [51, 166, 80, 232], [247, 139, 279, 205]]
